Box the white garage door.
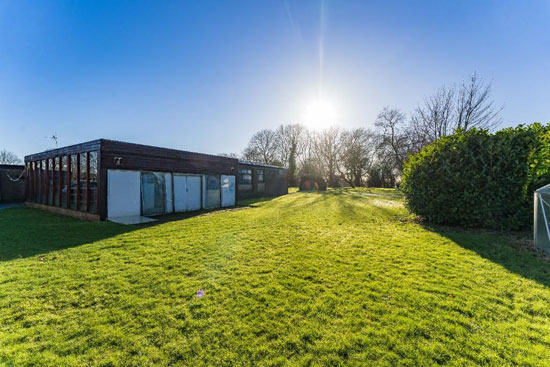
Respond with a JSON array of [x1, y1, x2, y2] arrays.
[[221, 175, 235, 207], [186, 176, 201, 210], [107, 170, 141, 218], [174, 174, 202, 212]]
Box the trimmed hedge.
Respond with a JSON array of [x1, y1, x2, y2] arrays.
[[401, 124, 550, 230]]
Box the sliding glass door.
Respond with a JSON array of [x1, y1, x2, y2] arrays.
[[141, 172, 166, 216]]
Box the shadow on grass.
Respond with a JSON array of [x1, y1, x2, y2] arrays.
[[0, 206, 233, 262], [0, 197, 281, 262], [0, 207, 138, 262], [427, 225, 550, 287], [236, 196, 278, 207], [325, 188, 550, 287]]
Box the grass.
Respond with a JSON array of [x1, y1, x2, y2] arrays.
[[1, 189, 550, 366]]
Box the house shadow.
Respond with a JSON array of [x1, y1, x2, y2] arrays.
[[425, 225, 550, 287], [0, 199, 280, 262], [0, 207, 141, 262]]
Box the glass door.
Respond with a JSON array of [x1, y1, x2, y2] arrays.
[[205, 175, 221, 209], [141, 172, 166, 216]]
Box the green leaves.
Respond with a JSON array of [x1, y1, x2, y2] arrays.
[[402, 124, 550, 230]]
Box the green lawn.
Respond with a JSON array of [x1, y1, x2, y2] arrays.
[[1, 189, 550, 366]]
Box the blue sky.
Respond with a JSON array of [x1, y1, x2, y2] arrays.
[[1, 0, 549, 160]]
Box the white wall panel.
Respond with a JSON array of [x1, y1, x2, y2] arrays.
[[174, 175, 187, 212], [107, 170, 141, 218], [165, 173, 173, 213], [186, 176, 201, 211], [202, 174, 207, 209]]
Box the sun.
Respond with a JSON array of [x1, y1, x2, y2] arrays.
[[302, 98, 339, 130]]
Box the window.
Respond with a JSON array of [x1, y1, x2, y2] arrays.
[[257, 169, 264, 183], [79, 154, 87, 211], [41, 160, 46, 204], [48, 159, 53, 205], [27, 153, 105, 211], [70, 155, 77, 209], [61, 156, 68, 208], [89, 151, 98, 213], [141, 172, 166, 216], [207, 175, 220, 190], [238, 168, 252, 185], [34, 161, 39, 202], [54, 157, 60, 206], [33, 161, 38, 202]]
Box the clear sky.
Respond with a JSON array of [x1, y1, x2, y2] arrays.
[[1, 0, 549, 160]]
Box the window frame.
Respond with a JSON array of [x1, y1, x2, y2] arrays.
[[257, 169, 265, 184], [238, 167, 253, 185]]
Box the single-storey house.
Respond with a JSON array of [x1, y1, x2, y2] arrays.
[[24, 139, 287, 222]]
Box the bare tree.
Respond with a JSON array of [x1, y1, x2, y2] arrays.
[[238, 73, 502, 188], [410, 85, 455, 145], [0, 150, 21, 164], [375, 107, 410, 172], [241, 129, 279, 164], [337, 128, 377, 187], [404, 72, 502, 155], [297, 129, 324, 179], [298, 129, 317, 165], [456, 72, 502, 131], [314, 127, 342, 187], [274, 124, 305, 164], [275, 124, 306, 186]]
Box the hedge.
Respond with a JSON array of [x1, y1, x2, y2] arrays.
[[401, 123, 550, 230]]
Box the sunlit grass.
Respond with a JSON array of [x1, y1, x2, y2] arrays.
[[0, 189, 549, 366]]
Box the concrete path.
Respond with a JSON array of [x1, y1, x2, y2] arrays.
[[108, 215, 157, 225], [0, 203, 24, 210]]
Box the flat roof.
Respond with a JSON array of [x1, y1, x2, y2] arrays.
[[25, 139, 102, 161], [238, 160, 287, 170], [25, 138, 237, 163], [0, 164, 25, 170]]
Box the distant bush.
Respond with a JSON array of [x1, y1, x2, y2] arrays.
[[299, 175, 327, 191], [401, 124, 550, 230]]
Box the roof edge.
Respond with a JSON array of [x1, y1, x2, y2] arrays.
[[238, 160, 287, 169]]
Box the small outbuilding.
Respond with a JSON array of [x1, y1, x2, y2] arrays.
[[0, 164, 26, 203], [237, 160, 288, 199], [24, 139, 239, 222]]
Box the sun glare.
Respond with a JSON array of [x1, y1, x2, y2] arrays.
[[302, 98, 338, 130]]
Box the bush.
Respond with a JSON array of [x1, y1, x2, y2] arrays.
[[401, 124, 550, 230]]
